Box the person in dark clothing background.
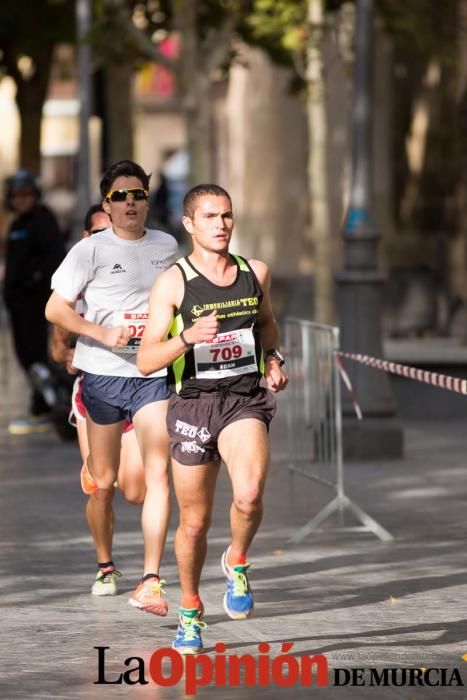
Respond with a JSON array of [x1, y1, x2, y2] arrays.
[[3, 170, 66, 434], [148, 149, 189, 248]]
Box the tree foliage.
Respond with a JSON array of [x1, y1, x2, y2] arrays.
[[0, 0, 75, 172], [240, 0, 307, 64], [0, 0, 75, 82], [1, 0, 463, 177]]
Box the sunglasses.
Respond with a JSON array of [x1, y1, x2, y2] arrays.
[[89, 227, 107, 235], [105, 188, 149, 202]]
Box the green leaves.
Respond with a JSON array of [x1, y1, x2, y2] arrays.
[[242, 0, 307, 66]]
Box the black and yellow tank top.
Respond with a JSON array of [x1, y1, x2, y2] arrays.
[[167, 254, 264, 396]]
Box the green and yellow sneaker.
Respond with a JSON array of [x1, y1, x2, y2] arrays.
[[91, 567, 121, 596]]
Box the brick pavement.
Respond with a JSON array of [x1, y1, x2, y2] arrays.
[[1, 366, 467, 698]]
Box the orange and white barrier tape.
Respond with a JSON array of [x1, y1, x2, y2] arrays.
[[335, 351, 467, 420], [337, 351, 467, 394], [334, 353, 363, 420]]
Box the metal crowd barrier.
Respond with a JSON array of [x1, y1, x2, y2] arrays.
[[284, 318, 393, 543], [0, 301, 10, 432], [0, 301, 7, 363]]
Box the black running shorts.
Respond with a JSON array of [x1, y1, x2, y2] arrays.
[[167, 388, 276, 465]]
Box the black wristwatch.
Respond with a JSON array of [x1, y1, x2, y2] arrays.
[[265, 348, 285, 366]]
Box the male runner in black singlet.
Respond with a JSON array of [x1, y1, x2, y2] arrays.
[[138, 184, 288, 653]]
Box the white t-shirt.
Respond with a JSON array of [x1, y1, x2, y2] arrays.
[[51, 227, 178, 377]]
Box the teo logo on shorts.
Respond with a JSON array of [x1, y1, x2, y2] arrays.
[[180, 441, 206, 454], [175, 419, 211, 443], [167, 390, 276, 465]]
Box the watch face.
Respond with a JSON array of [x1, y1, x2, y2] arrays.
[[266, 349, 284, 365], [275, 351, 285, 365]]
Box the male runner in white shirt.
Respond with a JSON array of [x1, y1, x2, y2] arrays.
[[46, 160, 178, 614], [50, 205, 146, 552]]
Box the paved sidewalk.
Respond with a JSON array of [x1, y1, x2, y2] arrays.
[[1, 378, 467, 698]]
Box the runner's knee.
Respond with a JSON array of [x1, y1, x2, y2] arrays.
[[91, 485, 115, 502], [180, 514, 211, 542], [233, 487, 263, 515], [121, 484, 145, 505], [145, 467, 169, 490], [88, 456, 118, 491]]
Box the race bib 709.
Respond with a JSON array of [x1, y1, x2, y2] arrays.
[[193, 327, 258, 379]]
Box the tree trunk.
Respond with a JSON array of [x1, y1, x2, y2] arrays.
[[191, 73, 216, 183], [307, 0, 334, 323], [175, 0, 215, 183], [453, 0, 467, 308], [15, 48, 53, 173], [103, 60, 134, 164]]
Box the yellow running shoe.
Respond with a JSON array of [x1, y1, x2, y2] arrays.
[[91, 567, 121, 596]]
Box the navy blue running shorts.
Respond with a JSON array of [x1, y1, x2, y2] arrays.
[[82, 373, 170, 425]]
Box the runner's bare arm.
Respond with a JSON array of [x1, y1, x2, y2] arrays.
[[249, 259, 288, 393], [137, 266, 220, 375], [249, 260, 281, 349], [50, 324, 79, 375], [137, 267, 185, 375], [50, 324, 71, 364], [45, 291, 130, 349], [50, 325, 75, 374]]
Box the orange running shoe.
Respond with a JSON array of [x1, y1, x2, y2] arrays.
[[128, 576, 168, 616], [80, 461, 98, 495]]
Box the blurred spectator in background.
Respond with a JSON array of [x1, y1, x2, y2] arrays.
[[2, 170, 66, 435], [149, 148, 189, 248], [83, 203, 111, 237]]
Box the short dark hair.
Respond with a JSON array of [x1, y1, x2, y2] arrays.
[[183, 184, 232, 219], [99, 160, 151, 198], [84, 204, 105, 232]]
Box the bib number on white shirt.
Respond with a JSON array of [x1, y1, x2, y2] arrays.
[[113, 311, 148, 353], [194, 327, 258, 379]]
